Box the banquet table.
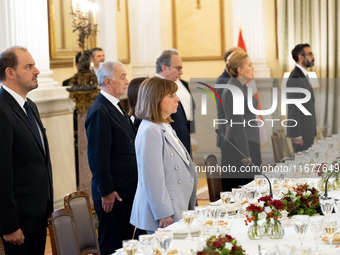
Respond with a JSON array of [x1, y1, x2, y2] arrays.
[[165, 215, 340, 255]]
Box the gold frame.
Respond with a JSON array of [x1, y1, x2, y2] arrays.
[[116, 0, 131, 64], [171, 0, 225, 61], [47, 0, 97, 68]]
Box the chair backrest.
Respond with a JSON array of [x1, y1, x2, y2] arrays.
[[0, 237, 5, 255], [277, 130, 293, 158], [64, 191, 100, 255], [49, 209, 80, 255], [204, 154, 223, 202]]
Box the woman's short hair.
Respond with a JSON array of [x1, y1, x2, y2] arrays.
[[225, 51, 249, 78], [135, 76, 178, 123], [127, 77, 147, 116]]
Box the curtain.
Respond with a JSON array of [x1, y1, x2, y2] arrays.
[[277, 0, 340, 136]]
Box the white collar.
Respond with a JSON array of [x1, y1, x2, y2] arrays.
[[100, 90, 119, 106], [2, 85, 26, 108], [296, 64, 309, 77]]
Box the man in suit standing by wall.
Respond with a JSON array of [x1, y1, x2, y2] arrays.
[[0, 46, 53, 255], [86, 61, 138, 255], [287, 43, 316, 152], [156, 49, 192, 154]]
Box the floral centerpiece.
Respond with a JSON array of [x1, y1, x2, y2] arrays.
[[255, 196, 285, 239], [281, 183, 320, 216], [244, 204, 265, 239], [196, 234, 246, 255]]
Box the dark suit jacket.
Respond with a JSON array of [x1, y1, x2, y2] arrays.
[[215, 70, 230, 148], [286, 66, 316, 140], [170, 79, 193, 155], [221, 78, 260, 157], [85, 93, 138, 201], [0, 87, 53, 235]]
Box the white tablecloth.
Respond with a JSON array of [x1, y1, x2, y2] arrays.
[[168, 217, 340, 255]]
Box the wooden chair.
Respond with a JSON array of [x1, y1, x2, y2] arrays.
[[64, 191, 100, 255], [204, 154, 223, 202], [48, 209, 80, 255]]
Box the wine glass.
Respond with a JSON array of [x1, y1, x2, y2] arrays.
[[309, 215, 324, 253], [122, 239, 139, 255], [182, 210, 195, 240], [220, 191, 233, 218], [291, 215, 310, 246], [324, 216, 337, 246], [138, 234, 154, 255], [320, 197, 334, 216], [154, 229, 173, 255], [232, 188, 244, 218]]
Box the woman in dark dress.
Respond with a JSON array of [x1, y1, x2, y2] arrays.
[[221, 51, 262, 191]]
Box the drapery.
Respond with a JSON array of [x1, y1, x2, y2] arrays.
[[277, 0, 340, 135]]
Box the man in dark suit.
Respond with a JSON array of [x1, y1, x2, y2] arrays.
[[156, 49, 192, 154], [286, 43, 316, 152], [86, 61, 138, 255], [0, 46, 53, 255]]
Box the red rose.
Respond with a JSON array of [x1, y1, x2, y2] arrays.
[[213, 241, 222, 248]]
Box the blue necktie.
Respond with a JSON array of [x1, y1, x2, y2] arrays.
[[24, 102, 43, 148]]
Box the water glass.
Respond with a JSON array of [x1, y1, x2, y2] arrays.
[[139, 234, 154, 255], [244, 186, 257, 203], [309, 215, 324, 253], [291, 215, 309, 246], [320, 197, 334, 216], [154, 229, 173, 255], [208, 205, 222, 225], [122, 239, 139, 255], [232, 188, 244, 218]]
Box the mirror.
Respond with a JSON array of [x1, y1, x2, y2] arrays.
[[47, 0, 97, 68]]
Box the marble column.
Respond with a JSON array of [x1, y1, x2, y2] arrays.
[[96, 0, 118, 61], [129, 0, 162, 78], [0, 0, 77, 209]]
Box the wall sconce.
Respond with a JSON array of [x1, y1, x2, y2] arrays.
[[71, 0, 98, 52]]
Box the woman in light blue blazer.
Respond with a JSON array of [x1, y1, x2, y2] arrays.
[[130, 77, 197, 233]]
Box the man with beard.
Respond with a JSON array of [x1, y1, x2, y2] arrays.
[[286, 44, 316, 152]]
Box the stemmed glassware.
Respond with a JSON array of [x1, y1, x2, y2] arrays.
[[139, 234, 154, 255], [324, 216, 337, 246], [182, 210, 195, 240], [320, 196, 334, 216], [232, 188, 244, 218], [208, 205, 222, 227], [220, 191, 233, 218], [333, 199, 340, 230], [194, 206, 208, 239], [309, 215, 324, 253], [122, 239, 139, 255], [291, 215, 310, 246], [154, 229, 173, 255], [244, 186, 257, 204]]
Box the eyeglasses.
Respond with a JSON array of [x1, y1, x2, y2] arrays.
[[303, 52, 314, 57], [170, 65, 183, 71]]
